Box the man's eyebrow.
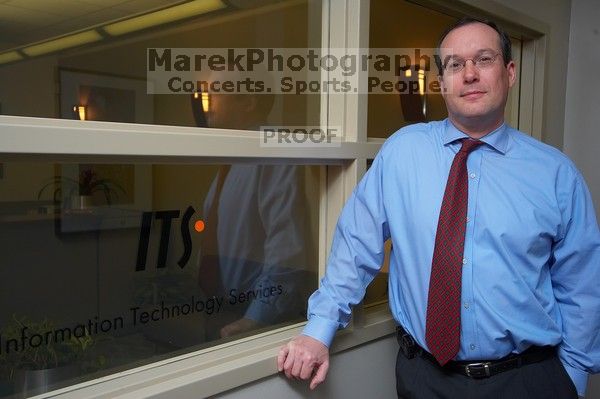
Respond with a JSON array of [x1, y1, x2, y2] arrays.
[[443, 48, 498, 60], [475, 48, 499, 54]]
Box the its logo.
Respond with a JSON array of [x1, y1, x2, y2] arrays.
[[135, 206, 205, 271]]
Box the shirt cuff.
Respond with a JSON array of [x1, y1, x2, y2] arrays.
[[301, 317, 339, 348], [562, 361, 588, 397]]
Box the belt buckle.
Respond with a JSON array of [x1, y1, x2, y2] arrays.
[[464, 362, 492, 378]]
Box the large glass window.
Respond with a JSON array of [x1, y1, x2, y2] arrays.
[[0, 160, 320, 397], [367, 0, 455, 139], [0, 1, 325, 396], [0, 0, 321, 129]]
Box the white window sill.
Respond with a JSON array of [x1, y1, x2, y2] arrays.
[[40, 306, 395, 398]]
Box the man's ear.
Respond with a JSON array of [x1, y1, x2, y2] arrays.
[[506, 60, 516, 88]]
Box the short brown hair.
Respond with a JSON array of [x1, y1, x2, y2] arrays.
[[435, 17, 512, 75]]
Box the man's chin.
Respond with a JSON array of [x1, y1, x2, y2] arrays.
[[457, 119, 505, 136]]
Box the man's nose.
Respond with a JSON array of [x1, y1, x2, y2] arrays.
[[462, 60, 479, 83]]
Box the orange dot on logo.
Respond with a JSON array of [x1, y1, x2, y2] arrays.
[[194, 220, 205, 232]]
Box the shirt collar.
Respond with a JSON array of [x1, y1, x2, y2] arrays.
[[443, 119, 509, 155]]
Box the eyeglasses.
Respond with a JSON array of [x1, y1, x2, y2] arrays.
[[443, 52, 501, 74]]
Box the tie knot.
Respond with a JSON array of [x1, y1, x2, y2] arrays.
[[459, 139, 484, 154]]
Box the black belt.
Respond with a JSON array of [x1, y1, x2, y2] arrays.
[[396, 326, 556, 379]]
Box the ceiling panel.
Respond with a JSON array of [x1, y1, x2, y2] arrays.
[[0, 0, 184, 52], [112, 0, 183, 13], [36, 8, 127, 37], [0, 3, 64, 26], [78, 0, 153, 6], [4, 0, 103, 16]]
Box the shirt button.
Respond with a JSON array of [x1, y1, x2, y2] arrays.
[[470, 344, 476, 350], [464, 302, 470, 309], [466, 217, 471, 223], [462, 258, 467, 265], [469, 173, 476, 179]]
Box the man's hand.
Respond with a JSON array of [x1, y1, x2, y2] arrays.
[[220, 318, 259, 338], [277, 335, 329, 390]]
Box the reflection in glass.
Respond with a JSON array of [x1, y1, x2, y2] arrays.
[[198, 163, 313, 339], [0, 0, 321, 128], [368, 0, 456, 138], [0, 161, 319, 397]]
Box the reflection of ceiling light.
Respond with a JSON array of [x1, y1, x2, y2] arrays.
[[193, 91, 210, 112], [73, 105, 87, 121], [0, 51, 22, 65], [22, 31, 102, 57], [201, 92, 210, 112], [2, 0, 227, 63], [104, 0, 227, 36]]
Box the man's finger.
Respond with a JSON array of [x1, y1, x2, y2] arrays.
[[299, 357, 316, 380], [282, 346, 296, 378], [310, 360, 329, 390], [277, 345, 289, 372], [283, 350, 298, 379], [290, 353, 303, 378]]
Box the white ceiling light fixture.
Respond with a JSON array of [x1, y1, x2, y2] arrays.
[[103, 0, 227, 36], [22, 30, 103, 57], [0, 51, 23, 65]]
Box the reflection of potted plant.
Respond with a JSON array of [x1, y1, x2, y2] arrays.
[[0, 315, 94, 394], [38, 168, 125, 209]]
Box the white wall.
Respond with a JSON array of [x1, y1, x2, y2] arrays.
[[564, 0, 600, 220], [564, 0, 600, 396], [492, 0, 571, 149], [214, 335, 398, 399]]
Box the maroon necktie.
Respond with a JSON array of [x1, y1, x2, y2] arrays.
[[425, 138, 483, 365]]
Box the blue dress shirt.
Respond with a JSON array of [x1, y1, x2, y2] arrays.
[[302, 119, 600, 396]]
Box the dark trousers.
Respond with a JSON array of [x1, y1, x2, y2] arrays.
[[396, 349, 578, 399]]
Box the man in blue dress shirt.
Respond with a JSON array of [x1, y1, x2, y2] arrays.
[[277, 17, 600, 398]]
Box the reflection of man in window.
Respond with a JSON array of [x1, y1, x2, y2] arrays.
[[193, 86, 311, 340]]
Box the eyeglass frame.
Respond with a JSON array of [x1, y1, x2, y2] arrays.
[[442, 51, 503, 74]]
